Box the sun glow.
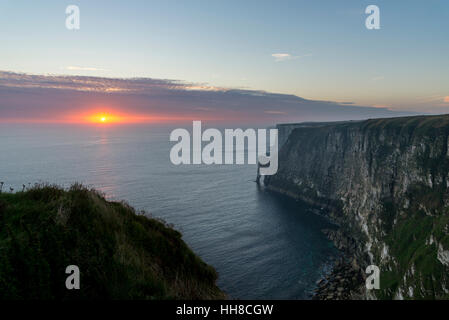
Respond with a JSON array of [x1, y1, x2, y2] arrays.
[[85, 112, 124, 124], [65, 108, 200, 125]]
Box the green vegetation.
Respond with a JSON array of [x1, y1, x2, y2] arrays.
[[378, 184, 449, 299], [0, 184, 225, 300], [361, 114, 449, 133]]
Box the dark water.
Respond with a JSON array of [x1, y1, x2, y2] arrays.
[[0, 124, 337, 299]]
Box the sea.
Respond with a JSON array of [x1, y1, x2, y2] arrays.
[[0, 123, 338, 299]]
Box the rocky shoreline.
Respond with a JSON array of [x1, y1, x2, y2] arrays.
[[312, 229, 366, 300], [261, 188, 368, 300]]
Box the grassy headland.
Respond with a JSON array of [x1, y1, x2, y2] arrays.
[[0, 184, 225, 300]]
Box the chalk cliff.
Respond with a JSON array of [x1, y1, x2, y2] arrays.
[[265, 115, 449, 299]]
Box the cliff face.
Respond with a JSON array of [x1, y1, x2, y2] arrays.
[[265, 115, 449, 299]]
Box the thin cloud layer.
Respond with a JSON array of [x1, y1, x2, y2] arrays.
[[65, 66, 107, 72], [0, 71, 415, 124], [271, 53, 311, 62]]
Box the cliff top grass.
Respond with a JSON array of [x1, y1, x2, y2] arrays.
[[0, 184, 225, 300], [285, 114, 449, 136], [359, 114, 449, 136]]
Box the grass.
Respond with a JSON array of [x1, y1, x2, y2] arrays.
[[0, 184, 225, 300], [377, 184, 449, 299]]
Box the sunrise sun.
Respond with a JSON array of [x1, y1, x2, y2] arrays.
[[84, 113, 119, 124], [81, 110, 158, 124]]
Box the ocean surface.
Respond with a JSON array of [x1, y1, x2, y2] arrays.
[[0, 123, 338, 299]]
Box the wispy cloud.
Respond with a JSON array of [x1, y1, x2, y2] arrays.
[[271, 53, 312, 62], [264, 110, 287, 115], [183, 85, 226, 92], [66, 66, 107, 72], [0, 71, 225, 94], [271, 53, 294, 62]]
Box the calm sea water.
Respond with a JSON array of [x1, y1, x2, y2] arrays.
[[0, 124, 337, 299]]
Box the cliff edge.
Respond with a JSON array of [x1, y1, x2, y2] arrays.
[[265, 115, 449, 299], [0, 184, 225, 300]]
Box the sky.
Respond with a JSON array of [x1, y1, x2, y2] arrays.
[[0, 71, 413, 125], [0, 0, 448, 123]]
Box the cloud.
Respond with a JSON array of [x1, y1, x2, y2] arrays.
[[183, 85, 226, 92], [0, 71, 416, 125], [66, 66, 106, 71], [444, 96, 449, 103], [0, 71, 220, 94], [264, 110, 287, 115], [271, 53, 296, 62], [271, 53, 312, 62]]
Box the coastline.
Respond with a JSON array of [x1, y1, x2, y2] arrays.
[[312, 229, 366, 300], [262, 184, 368, 300]]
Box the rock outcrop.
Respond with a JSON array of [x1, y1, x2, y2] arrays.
[[265, 115, 449, 299]]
